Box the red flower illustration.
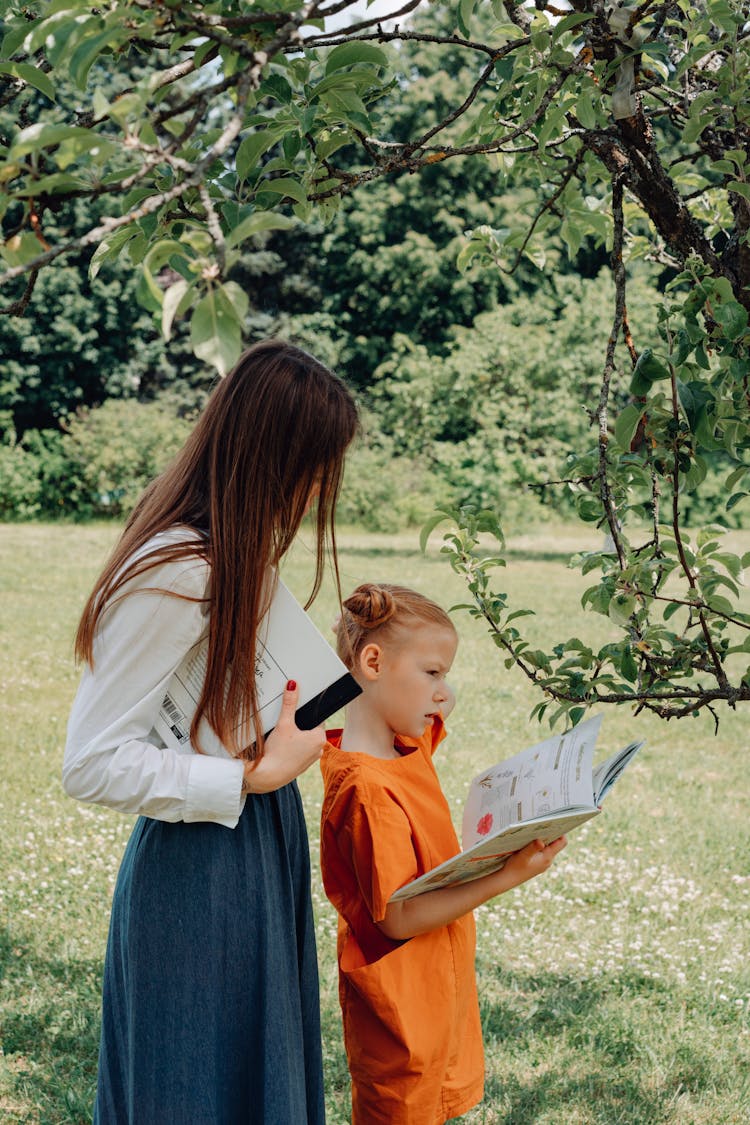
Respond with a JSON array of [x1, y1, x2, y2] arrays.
[[476, 813, 493, 836]]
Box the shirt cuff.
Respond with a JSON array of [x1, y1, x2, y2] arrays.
[[184, 754, 245, 828]]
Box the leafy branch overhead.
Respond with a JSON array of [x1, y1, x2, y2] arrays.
[[1, 0, 749, 727]]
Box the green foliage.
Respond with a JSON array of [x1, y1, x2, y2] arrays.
[[0, 55, 214, 437], [12, 399, 193, 520], [336, 416, 443, 531], [367, 271, 655, 515], [0, 434, 41, 518], [433, 499, 750, 727], [2, 0, 750, 724], [0, 251, 202, 435], [57, 399, 192, 518]]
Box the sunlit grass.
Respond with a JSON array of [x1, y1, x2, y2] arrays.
[[1, 522, 749, 1123]]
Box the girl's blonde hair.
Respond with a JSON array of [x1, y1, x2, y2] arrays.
[[336, 583, 455, 671]]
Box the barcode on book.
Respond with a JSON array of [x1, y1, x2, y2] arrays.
[[161, 694, 189, 743]]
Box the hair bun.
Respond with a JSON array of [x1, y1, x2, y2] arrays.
[[343, 583, 395, 630]]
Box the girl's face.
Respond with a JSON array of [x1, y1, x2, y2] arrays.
[[370, 623, 457, 740]]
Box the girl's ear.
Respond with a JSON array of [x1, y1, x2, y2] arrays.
[[358, 642, 382, 681]]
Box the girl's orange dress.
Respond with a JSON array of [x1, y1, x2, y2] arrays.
[[320, 717, 484, 1125]]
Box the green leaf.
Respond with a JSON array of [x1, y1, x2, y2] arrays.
[[727, 181, 750, 201], [506, 609, 535, 623], [576, 91, 598, 130], [614, 403, 645, 450], [69, 23, 125, 91], [531, 28, 549, 52], [683, 455, 707, 491], [315, 129, 350, 161], [0, 230, 40, 267], [713, 301, 749, 341], [8, 123, 93, 158], [318, 87, 371, 131], [420, 511, 451, 554], [260, 73, 293, 105], [705, 594, 738, 617], [191, 288, 243, 376], [236, 132, 278, 182], [560, 216, 582, 259], [224, 211, 295, 250], [221, 281, 249, 322], [672, 328, 693, 366], [162, 278, 191, 340], [663, 600, 682, 621], [608, 593, 636, 626], [92, 88, 110, 120], [14, 172, 85, 195], [142, 239, 189, 304], [551, 11, 593, 41], [631, 348, 670, 393], [0, 62, 55, 102], [677, 380, 713, 434], [524, 243, 546, 270], [1, 16, 41, 58], [576, 495, 602, 522], [257, 177, 308, 204], [457, 0, 474, 37], [324, 42, 388, 74], [714, 552, 743, 581], [456, 239, 484, 272], [620, 646, 638, 683], [89, 225, 138, 279], [725, 464, 749, 491], [682, 116, 710, 144]]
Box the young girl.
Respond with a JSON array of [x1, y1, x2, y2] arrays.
[[63, 340, 359, 1124], [320, 583, 567, 1125]]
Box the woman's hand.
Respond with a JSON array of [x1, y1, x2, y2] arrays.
[[242, 681, 326, 794]]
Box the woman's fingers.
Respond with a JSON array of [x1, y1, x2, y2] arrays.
[[275, 679, 299, 728], [245, 684, 327, 793]]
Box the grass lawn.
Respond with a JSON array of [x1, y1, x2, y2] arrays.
[[1, 521, 749, 1123]]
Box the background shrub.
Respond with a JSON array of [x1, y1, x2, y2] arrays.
[[16, 400, 194, 520], [0, 438, 42, 520]]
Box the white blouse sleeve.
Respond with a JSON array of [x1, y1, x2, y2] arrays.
[[63, 550, 245, 828]]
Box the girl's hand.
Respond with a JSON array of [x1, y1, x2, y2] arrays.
[[242, 681, 326, 794], [380, 833, 569, 941], [500, 836, 567, 888]]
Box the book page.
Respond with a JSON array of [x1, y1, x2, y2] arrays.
[[153, 576, 359, 755], [389, 716, 644, 904], [389, 807, 601, 902], [591, 739, 644, 803], [460, 714, 602, 851]]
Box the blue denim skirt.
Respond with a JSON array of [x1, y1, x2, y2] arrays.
[[93, 782, 325, 1124]]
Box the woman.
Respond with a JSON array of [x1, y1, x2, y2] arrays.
[[64, 339, 359, 1123]]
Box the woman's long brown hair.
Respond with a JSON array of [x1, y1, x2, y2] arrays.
[[75, 339, 359, 758]]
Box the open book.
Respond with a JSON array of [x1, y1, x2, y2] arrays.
[[389, 715, 643, 902], [153, 577, 361, 757]]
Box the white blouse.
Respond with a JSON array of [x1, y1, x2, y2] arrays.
[[63, 532, 245, 829]]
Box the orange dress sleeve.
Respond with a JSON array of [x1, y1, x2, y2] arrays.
[[339, 778, 418, 924]]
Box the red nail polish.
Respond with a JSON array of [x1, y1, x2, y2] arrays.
[[287, 679, 296, 691]]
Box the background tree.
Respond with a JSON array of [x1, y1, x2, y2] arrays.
[[1, 0, 749, 727]]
